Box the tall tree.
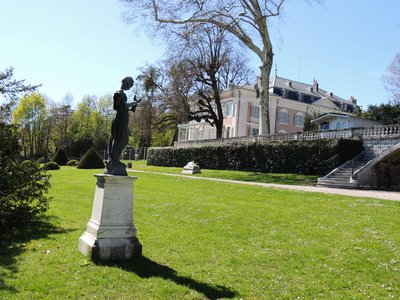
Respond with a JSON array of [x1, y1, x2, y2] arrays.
[[159, 60, 192, 144], [132, 62, 192, 146], [131, 65, 163, 148], [383, 53, 400, 103], [97, 94, 115, 134], [48, 93, 74, 151], [121, 0, 289, 134], [66, 95, 99, 157], [168, 24, 252, 138], [12, 93, 49, 158], [0, 67, 40, 122]]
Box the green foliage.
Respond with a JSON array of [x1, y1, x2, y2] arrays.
[[66, 159, 78, 166], [36, 157, 45, 164], [361, 101, 400, 125], [0, 122, 51, 228], [51, 148, 69, 166], [303, 112, 320, 132], [0, 67, 40, 122], [77, 147, 105, 169], [43, 161, 60, 170], [20, 160, 32, 166], [65, 95, 110, 157], [11, 92, 49, 158], [147, 139, 363, 175]]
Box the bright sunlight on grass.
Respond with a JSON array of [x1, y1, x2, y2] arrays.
[[1, 166, 399, 299], [128, 160, 318, 186]]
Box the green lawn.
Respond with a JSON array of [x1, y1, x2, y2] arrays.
[[1, 166, 400, 299], [128, 160, 318, 186]]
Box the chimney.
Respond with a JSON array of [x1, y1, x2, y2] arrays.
[[349, 96, 357, 104], [313, 79, 319, 92]]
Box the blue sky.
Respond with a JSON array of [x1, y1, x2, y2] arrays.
[[1, 0, 399, 110]]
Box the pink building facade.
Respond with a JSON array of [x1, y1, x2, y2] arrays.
[[177, 76, 359, 142]]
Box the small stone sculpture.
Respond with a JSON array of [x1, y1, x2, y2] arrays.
[[105, 77, 141, 176], [181, 161, 201, 174]]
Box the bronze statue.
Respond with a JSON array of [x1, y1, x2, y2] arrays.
[[105, 76, 140, 176]]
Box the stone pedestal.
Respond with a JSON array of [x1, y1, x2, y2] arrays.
[[78, 174, 142, 261]]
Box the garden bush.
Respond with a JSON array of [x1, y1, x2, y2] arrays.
[[147, 139, 363, 175], [77, 147, 105, 169], [66, 159, 78, 166], [21, 159, 32, 166], [36, 157, 45, 164], [44, 161, 60, 170], [0, 122, 51, 228], [51, 148, 69, 166]]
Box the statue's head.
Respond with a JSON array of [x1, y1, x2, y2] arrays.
[[121, 76, 134, 90]]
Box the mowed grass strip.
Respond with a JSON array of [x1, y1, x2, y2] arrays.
[[128, 160, 318, 186], [1, 166, 399, 299]]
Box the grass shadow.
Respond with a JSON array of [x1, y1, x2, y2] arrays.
[[100, 256, 237, 299], [234, 172, 318, 185], [0, 216, 71, 293]]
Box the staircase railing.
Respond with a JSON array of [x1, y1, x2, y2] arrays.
[[351, 136, 400, 179], [321, 154, 339, 177]]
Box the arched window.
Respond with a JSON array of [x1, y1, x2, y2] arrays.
[[278, 109, 289, 124], [294, 112, 304, 127]]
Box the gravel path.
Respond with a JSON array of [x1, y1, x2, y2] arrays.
[[129, 169, 400, 202]]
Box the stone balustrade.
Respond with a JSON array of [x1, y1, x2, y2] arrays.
[[174, 124, 400, 148]]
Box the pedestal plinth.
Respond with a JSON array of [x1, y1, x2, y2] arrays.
[[78, 174, 142, 261]]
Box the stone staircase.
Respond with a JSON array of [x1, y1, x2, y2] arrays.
[[317, 139, 397, 189], [317, 161, 365, 189]]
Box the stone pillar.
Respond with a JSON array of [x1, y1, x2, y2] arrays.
[[78, 174, 142, 261]]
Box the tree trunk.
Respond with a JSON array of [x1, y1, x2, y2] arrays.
[[259, 60, 272, 135], [171, 125, 179, 146], [211, 72, 224, 139]]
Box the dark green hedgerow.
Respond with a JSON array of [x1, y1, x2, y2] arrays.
[[147, 139, 363, 175]]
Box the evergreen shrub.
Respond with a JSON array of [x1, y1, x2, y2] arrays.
[[147, 139, 363, 175], [51, 148, 69, 166], [67, 159, 78, 166], [21, 160, 32, 166], [0, 122, 51, 228], [36, 157, 45, 164], [44, 161, 60, 170], [77, 148, 105, 169]]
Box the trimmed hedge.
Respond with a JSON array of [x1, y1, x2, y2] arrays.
[[147, 139, 363, 175], [44, 161, 60, 170], [67, 159, 78, 166], [77, 148, 105, 169], [51, 148, 69, 166]]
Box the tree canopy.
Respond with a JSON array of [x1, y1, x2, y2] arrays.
[[0, 67, 40, 122], [121, 0, 290, 134], [12, 93, 50, 158], [383, 53, 400, 103]]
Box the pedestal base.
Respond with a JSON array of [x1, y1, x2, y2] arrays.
[[78, 174, 142, 261]]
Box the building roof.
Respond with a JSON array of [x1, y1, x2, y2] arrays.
[[311, 112, 352, 123], [311, 112, 381, 125], [269, 76, 355, 105]]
